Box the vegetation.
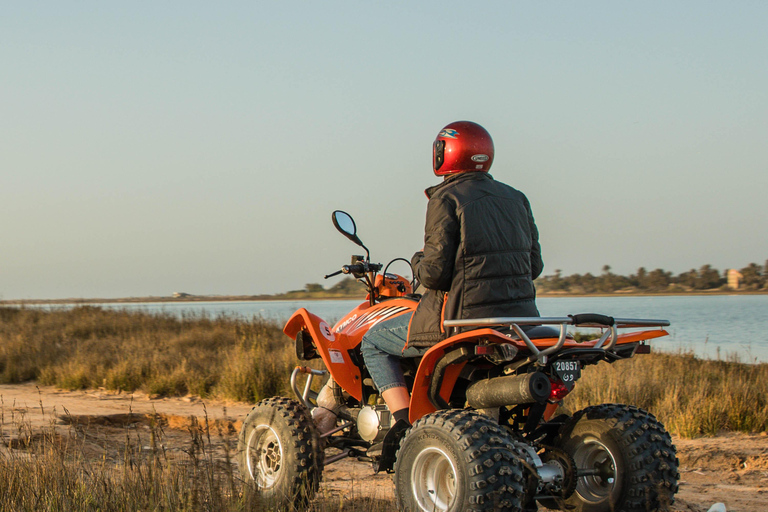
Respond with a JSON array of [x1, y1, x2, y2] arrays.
[[0, 278, 369, 306], [0, 409, 396, 512], [0, 306, 294, 402], [536, 260, 768, 294], [2, 306, 766, 439], [564, 351, 768, 438], [291, 261, 768, 298], [266, 259, 768, 299], [0, 306, 766, 510], [0, 421, 250, 512], [276, 277, 366, 300], [5, 260, 767, 307]]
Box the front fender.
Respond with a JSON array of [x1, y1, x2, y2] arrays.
[[284, 308, 363, 401]]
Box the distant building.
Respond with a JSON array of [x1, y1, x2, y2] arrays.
[[726, 269, 743, 290], [173, 292, 192, 298]]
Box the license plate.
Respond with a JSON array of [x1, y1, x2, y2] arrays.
[[553, 360, 581, 390]]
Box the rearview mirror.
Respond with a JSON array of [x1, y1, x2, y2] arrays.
[[332, 210, 364, 247]]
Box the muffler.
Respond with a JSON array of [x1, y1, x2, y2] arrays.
[[466, 372, 551, 409]]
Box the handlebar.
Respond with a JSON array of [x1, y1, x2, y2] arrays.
[[324, 262, 383, 279]]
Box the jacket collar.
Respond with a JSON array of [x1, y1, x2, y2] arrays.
[[425, 172, 494, 199]]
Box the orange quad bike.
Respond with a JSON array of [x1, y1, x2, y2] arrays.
[[237, 211, 679, 512]]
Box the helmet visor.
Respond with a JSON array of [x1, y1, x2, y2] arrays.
[[433, 140, 445, 172]]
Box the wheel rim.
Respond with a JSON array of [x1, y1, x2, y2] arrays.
[[410, 447, 458, 512], [573, 437, 618, 503], [246, 424, 283, 489]]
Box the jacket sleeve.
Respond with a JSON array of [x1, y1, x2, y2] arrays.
[[526, 196, 544, 280], [413, 196, 458, 292]]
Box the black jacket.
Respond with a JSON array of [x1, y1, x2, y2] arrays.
[[407, 172, 543, 347]]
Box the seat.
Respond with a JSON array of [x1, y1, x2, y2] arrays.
[[521, 325, 562, 339]]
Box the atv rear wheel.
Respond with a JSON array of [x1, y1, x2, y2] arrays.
[[236, 397, 323, 507], [394, 410, 525, 512], [553, 404, 678, 512]]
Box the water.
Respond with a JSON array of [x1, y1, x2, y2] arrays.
[[30, 295, 768, 363], [536, 295, 768, 364]]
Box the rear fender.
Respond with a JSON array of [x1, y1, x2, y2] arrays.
[[409, 328, 511, 423], [408, 328, 670, 424], [284, 308, 363, 401]]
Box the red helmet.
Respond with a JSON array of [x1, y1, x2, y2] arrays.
[[433, 121, 494, 176]]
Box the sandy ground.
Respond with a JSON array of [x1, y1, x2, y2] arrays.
[[1, 383, 766, 512]]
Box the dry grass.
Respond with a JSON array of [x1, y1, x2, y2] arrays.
[[0, 306, 294, 402], [563, 351, 768, 438], [1, 306, 766, 510], [0, 404, 396, 512], [1, 398, 251, 512], [2, 306, 766, 439]]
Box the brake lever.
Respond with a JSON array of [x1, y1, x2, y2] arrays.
[[324, 269, 343, 279]]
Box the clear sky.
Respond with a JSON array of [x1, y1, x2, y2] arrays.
[[2, 2, 767, 300]]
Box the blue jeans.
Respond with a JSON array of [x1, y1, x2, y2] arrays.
[[360, 312, 428, 393]]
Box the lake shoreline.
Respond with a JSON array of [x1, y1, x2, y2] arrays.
[[3, 289, 767, 306]]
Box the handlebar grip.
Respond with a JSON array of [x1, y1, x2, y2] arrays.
[[569, 313, 615, 327], [343, 263, 367, 274]]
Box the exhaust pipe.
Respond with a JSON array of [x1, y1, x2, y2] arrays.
[[466, 372, 551, 409]]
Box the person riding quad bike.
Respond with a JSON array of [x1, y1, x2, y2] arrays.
[[361, 120, 552, 472]]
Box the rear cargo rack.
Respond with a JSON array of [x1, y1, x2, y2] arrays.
[[442, 315, 670, 362]]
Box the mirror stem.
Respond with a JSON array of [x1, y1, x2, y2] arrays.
[[365, 273, 376, 306]]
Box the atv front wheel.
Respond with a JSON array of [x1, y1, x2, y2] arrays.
[[236, 397, 323, 507], [394, 410, 525, 512], [554, 404, 679, 512]]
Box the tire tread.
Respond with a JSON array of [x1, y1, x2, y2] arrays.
[[395, 409, 525, 512], [237, 397, 323, 506], [558, 403, 679, 512]]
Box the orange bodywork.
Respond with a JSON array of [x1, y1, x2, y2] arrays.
[[284, 298, 417, 401], [371, 274, 413, 298], [285, 297, 668, 424], [409, 328, 509, 422], [409, 327, 669, 424]]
